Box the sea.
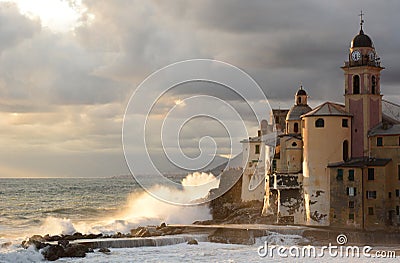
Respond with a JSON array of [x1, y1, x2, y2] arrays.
[[0, 176, 398, 262]]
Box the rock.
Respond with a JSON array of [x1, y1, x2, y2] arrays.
[[64, 235, 77, 241], [1, 242, 12, 248], [160, 227, 173, 235], [42, 245, 65, 261], [42, 244, 90, 260], [147, 227, 163, 237], [85, 233, 102, 239], [172, 228, 183, 235], [131, 226, 145, 236], [139, 229, 151, 237], [63, 244, 89, 258], [58, 240, 69, 248], [187, 239, 198, 245], [73, 232, 83, 238], [156, 222, 167, 230], [30, 235, 45, 242], [44, 235, 61, 242], [98, 247, 111, 254], [110, 232, 129, 238], [22, 238, 47, 250]]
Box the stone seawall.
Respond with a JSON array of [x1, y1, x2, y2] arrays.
[[302, 229, 400, 245], [171, 224, 400, 246]]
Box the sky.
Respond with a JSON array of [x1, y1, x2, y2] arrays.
[[0, 0, 400, 178]]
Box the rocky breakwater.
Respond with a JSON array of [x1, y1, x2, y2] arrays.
[[130, 223, 184, 237], [21, 223, 189, 261], [21, 234, 95, 261]]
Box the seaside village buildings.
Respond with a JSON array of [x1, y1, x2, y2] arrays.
[[239, 20, 400, 231]]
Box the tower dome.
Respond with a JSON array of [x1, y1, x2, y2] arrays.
[[296, 88, 307, 96], [351, 11, 373, 48], [286, 85, 312, 121], [351, 29, 373, 48]]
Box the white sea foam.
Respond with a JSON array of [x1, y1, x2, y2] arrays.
[[35, 172, 219, 236], [39, 217, 77, 236], [0, 244, 44, 263]]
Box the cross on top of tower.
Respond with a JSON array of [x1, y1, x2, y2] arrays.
[[359, 10, 365, 31]]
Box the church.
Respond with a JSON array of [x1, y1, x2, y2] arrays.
[[240, 16, 400, 231]]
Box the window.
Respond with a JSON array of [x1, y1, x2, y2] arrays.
[[349, 213, 354, 220], [367, 191, 377, 199], [368, 168, 375, 180], [294, 122, 299, 133], [337, 169, 343, 181], [315, 118, 324, 128], [349, 201, 355, 208], [258, 130, 261, 137], [396, 189, 399, 197], [292, 142, 297, 147], [343, 140, 349, 161], [398, 165, 400, 180], [377, 137, 383, 146], [272, 160, 277, 171], [255, 145, 260, 154], [347, 187, 356, 196], [371, 76, 376, 94], [298, 97, 302, 104], [368, 207, 374, 215], [389, 192, 392, 198], [397, 206, 400, 216], [348, 170, 355, 181], [353, 75, 360, 94], [342, 119, 348, 127]]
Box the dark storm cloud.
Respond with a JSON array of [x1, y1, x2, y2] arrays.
[[150, 0, 400, 102]]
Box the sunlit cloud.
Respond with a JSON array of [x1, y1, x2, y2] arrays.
[[0, 0, 94, 32]]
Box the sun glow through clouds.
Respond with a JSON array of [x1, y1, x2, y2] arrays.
[[1, 0, 93, 32], [174, 99, 185, 107]]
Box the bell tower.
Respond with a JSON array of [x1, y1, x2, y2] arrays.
[[342, 12, 384, 158]]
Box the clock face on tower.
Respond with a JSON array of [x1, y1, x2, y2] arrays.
[[351, 50, 361, 61]]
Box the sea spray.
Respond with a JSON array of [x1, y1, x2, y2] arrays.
[[39, 217, 76, 236], [36, 172, 219, 235], [103, 172, 219, 232]]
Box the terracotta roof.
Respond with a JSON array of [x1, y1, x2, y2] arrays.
[[302, 102, 351, 117]]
